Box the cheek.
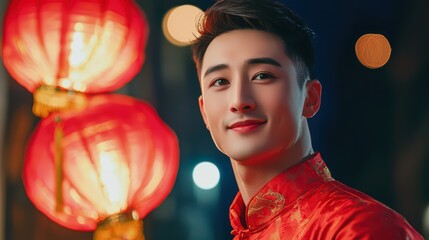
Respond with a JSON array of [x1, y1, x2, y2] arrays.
[[257, 88, 293, 112], [259, 90, 302, 126], [204, 105, 227, 153], [276, 84, 302, 110], [203, 97, 224, 127]]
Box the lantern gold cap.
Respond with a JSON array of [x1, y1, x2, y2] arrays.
[[33, 85, 87, 118], [94, 211, 144, 240]]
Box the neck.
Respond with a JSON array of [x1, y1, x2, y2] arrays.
[[231, 121, 314, 205]]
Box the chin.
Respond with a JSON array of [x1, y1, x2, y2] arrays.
[[227, 149, 270, 164]]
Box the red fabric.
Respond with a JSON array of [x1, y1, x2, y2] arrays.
[[230, 153, 423, 239]]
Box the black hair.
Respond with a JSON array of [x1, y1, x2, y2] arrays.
[[191, 0, 316, 87]]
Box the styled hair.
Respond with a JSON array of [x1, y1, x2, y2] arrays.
[[191, 0, 316, 87]]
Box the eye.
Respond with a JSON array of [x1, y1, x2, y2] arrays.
[[253, 72, 274, 80], [210, 78, 229, 87]]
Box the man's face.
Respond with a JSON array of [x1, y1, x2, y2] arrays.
[[198, 29, 313, 165]]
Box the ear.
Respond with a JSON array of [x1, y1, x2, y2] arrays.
[[198, 95, 210, 130], [303, 79, 322, 118]]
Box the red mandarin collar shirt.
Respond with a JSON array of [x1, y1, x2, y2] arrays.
[[229, 153, 423, 239]]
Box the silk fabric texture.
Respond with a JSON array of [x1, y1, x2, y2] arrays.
[[229, 153, 423, 239]]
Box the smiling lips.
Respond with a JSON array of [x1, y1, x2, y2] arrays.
[[228, 119, 266, 133]]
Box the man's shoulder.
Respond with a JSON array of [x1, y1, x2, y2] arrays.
[[318, 180, 388, 207], [308, 180, 424, 239], [314, 180, 402, 218]]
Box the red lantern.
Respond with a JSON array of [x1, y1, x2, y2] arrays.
[[2, 0, 148, 93], [22, 94, 179, 238]]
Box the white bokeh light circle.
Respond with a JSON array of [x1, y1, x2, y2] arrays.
[[192, 162, 220, 190]]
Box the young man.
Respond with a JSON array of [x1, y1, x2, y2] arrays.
[[191, 0, 423, 239]]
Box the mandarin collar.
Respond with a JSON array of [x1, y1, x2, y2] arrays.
[[229, 152, 334, 233]]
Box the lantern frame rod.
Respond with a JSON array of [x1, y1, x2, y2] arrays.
[[57, 0, 73, 82]]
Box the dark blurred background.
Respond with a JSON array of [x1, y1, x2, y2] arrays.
[[1, 0, 428, 239]]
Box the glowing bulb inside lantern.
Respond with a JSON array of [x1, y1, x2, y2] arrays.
[[69, 32, 87, 67], [99, 151, 129, 214], [69, 23, 100, 69]]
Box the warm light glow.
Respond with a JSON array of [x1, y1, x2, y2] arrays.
[[2, 0, 149, 93], [355, 33, 391, 69], [192, 162, 220, 190], [69, 31, 87, 67], [98, 150, 129, 214], [162, 5, 203, 46], [22, 94, 179, 231]]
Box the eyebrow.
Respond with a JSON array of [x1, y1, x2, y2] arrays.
[[203, 64, 228, 78], [203, 57, 282, 78], [246, 57, 282, 67]]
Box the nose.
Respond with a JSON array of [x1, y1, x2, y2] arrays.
[[229, 81, 256, 113]]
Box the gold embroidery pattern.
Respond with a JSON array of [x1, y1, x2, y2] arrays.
[[312, 160, 333, 180], [248, 190, 286, 219]]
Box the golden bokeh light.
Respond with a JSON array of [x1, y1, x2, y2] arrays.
[[162, 5, 203, 46], [355, 33, 392, 69]]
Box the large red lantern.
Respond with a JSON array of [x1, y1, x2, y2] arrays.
[[22, 94, 179, 238], [2, 0, 148, 94]]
